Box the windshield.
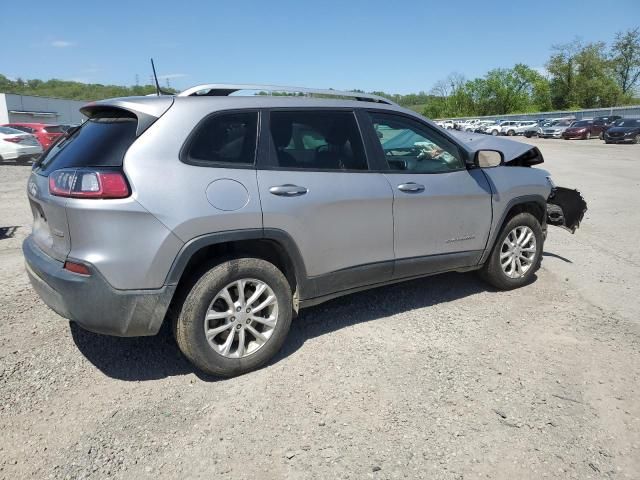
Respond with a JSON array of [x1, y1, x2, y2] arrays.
[[572, 121, 591, 127]]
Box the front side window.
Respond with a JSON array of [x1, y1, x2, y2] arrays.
[[368, 112, 464, 173], [186, 111, 258, 166], [269, 110, 367, 170]]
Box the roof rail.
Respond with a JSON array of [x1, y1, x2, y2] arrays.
[[177, 83, 396, 105]]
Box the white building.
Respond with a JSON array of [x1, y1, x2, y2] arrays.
[[0, 93, 87, 125]]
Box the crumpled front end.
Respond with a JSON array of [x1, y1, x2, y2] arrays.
[[546, 187, 587, 233]]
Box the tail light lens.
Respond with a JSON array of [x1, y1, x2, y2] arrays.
[[49, 169, 130, 199], [63, 261, 91, 275]]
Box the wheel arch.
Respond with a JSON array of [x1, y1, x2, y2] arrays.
[[480, 195, 547, 264], [165, 229, 309, 301]]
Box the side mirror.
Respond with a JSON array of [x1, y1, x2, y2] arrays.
[[475, 150, 503, 168]]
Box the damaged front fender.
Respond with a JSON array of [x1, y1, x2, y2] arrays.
[[547, 187, 587, 233]]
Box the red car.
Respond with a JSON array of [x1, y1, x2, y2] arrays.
[[561, 119, 606, 140], [1, 123, 65, 149]]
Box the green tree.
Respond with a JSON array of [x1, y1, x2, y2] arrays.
[[611, 27, 640, 97], [547, 40, 622, 109]]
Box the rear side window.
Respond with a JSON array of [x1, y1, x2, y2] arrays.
[[269, 110, 367, 170], [184, 111, 258, 167], [36, 110, 137, 175], [43, 125, 64, 133], [9, 125, 33, 133]]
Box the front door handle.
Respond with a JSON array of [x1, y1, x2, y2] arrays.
[[397, 182, 425, 193], [269, 184, 308, 197]]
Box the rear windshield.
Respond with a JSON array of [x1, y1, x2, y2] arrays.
[[43, 125, 64, 133], [36, 110, 138, 175], [0, 126, 24, 135]]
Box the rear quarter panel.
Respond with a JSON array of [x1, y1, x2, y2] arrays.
[[122, 99, 263, 248]]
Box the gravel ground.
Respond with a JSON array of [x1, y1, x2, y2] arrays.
[[0, 138, 639, 479]]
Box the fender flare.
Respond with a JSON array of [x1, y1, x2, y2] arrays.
[[479, 194, 547, 264], [164, 228, 311, 297]]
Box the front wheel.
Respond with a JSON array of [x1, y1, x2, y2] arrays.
[[635, 134, 640, 144], [173, 258, 293, 377], [584, 131, 591, 140], [479, 213, 543, 290]]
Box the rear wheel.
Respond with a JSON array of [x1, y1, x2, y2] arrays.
[[173, 258, 293, 377], [507, 129, 515, 136], [491, 130, 499, 136], [480, 213, 543, 290], [584, 131, 591, 140], [635, 134, 640, 144]]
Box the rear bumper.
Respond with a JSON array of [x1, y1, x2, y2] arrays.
[[23, 235, 175, 337]]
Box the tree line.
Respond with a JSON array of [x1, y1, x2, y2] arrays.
[[0, 75, 173, 101], [405, 28, 640, 118], [1, 28, 638, 118]]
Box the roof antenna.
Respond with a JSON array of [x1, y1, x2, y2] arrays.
[[150, 58, 170, 96]]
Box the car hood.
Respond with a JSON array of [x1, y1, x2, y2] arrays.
[[449, 131, 542, 164], [565, 127, 586, 132], [545, 126, 569, 132]]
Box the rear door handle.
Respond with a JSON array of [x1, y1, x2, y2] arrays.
[[397, 182, 425, 193], [269, 184, 308, 197]]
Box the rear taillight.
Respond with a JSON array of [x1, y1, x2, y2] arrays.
[[49, 169, 130, 199], [4, 137, 23, 143]]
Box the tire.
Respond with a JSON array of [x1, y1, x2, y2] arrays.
[[491, 130, 498, 136], [635, 134, 640, 144], [507, 130, 515, 136], [173, 257, 293, 377], [584, 131, 591, 140], [479, 212, 543, 291], [524, 132, 532, 138]]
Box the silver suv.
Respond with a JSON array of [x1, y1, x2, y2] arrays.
[[23, 84, 586, 377]]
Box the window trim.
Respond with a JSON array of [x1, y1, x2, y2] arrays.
[[179, 108, 260, 169], [257, 107, 373, 173], [362, 109, 469, 174]]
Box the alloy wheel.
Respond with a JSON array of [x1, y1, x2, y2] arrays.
[[500, 226, 537, 279], [203, 278, 278, 358]]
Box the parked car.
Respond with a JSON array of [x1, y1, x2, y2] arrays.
[[486, 121, 504, 136], [503, 121, 538, 136], [603, 118, 640, 144], [523, 120, 550, 138], [561, 119, 606, 140], [474, 120, 497, 134], [595, 115, 622, 126], [441, 120, 454, 129], [539, 120, 574, 139], [498, 121, 521, 136], [2, 123, 65, 149], [0, 126, 43, 163], [22, 83, 587, 377]]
